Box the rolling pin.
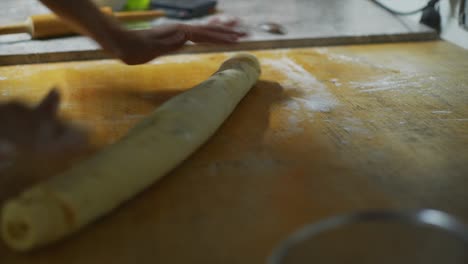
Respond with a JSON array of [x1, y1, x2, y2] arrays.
[[0, 7, 165, 39]]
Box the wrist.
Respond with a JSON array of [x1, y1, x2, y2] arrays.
[[103, 27, 144, 64], [112, 29, 161, 65]]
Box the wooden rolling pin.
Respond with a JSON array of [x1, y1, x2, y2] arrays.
[[0, 7, 165, 39]]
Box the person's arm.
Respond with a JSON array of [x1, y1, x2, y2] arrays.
[[39, 0, 245, 64]]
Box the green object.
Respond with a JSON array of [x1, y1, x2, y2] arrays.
[[125, 0, 150, 11], [124, 21, 151, 30]]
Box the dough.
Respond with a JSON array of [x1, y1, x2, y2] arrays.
[[1, 53, 261, 251]]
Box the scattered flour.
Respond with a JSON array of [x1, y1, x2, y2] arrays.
[[350, 74, 426, 93], [261, 56, 339, 137], [287, 115, 305, 133], [341, 117, 371, 135], [315, 48, 375, 66], [439, 118, 468, 121], [293, 95, 336, 112], [330, 78, 342, 87], [69, 60, 115, 69], [327, 53, 364, 64], [150, 55, 204, 65], [283, 100, 301, 112], [262, 56, 338, 113], [0, 76, 7, 80], [431, 110, 452, 114], [315, 48, 330, 54], [315, 48, 434, 95]]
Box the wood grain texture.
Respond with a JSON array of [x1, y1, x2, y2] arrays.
[[0, 0, 437, 65], [0, 41, 467, 263]]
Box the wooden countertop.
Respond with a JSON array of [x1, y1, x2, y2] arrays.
[[0, 40, 467, 263]]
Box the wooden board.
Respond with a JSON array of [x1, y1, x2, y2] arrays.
[[0, 0, 437, 65], [0, 41, 467, 263]]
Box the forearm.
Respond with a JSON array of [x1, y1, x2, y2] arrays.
[[39, 0, 131, 59], [38, 0, 244, 65]]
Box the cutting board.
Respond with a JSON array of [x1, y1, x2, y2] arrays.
[[0, 0, 437, 65], [0, 41, 467, 263]]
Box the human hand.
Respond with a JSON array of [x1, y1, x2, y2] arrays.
[[115, 23, 246, 65], [0, 89, 89, 200], [0, 89, 88, 170]]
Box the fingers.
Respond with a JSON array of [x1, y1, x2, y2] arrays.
[[36, 89, 60, 117], [198, 24, 246, 37], [149, 23, 245, 49], [208, 17, 241, 28], [147, 23, 246, 47], [122, 22, 247, 64], [183, 25, 244, 44]]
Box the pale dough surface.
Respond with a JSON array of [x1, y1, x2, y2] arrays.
[[1, 53, 261, 251]]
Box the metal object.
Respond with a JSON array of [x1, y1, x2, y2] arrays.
[[460, 0, 468, 30], [151, 0, 217, 19], [258, 22, 287, 35], [268, 209, 468, 264]]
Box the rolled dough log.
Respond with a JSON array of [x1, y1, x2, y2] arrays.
[[1, 53, 261, 251]]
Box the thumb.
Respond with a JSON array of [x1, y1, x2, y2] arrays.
[[36, 89, 60, 118]]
